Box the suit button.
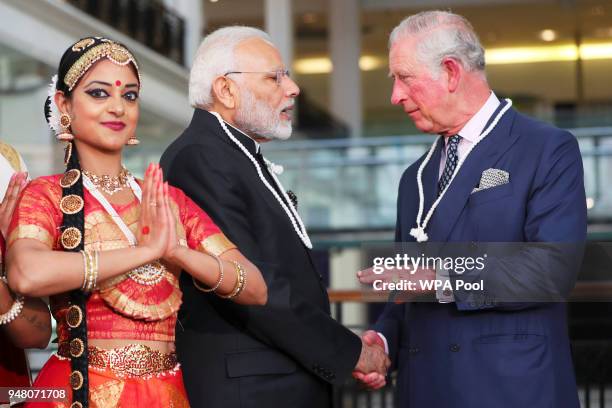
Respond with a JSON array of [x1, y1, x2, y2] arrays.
[[470, 242, 477, 249], [449, 344, 460, 352], [409, 347, 420, 354]]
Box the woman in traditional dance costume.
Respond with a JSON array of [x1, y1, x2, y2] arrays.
[[6, 37, 267, 408]]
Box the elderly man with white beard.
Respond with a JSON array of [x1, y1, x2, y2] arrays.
[[160, 26, 388, 408]]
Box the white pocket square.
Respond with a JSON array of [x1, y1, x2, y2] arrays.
[[471, 168, 509, 193]]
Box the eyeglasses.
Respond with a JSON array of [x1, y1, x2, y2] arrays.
[[224, 69, 290, 85]]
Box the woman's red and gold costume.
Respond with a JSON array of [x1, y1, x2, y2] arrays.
[[8, 175, 235, 407]]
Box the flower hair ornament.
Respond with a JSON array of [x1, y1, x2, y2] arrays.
[[46, 74, 62, 135]]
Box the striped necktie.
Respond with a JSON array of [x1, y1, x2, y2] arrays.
[[438, 134, 462, 195]]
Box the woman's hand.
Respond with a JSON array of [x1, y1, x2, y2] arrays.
[[161, 180, 183, 264], [136, 164, 169, 259], [0, 172, 28, 238]]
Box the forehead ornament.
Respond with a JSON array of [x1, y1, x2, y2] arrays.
[[63, 42, 141, 91]]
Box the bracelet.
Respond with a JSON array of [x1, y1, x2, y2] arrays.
[[80, 250, 99, 292], [0, 287, 25, 326], [217, 261, 246, 299], [0, 271, 26, 325], [89, 250, 99, 291], [193, 253, 224, 293]]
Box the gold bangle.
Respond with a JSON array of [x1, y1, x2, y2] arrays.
[[192, 253, 224, 293], [80, 250, 89, 291], [80, 250, 98, 293], [88, 250, 99, 292], [217, 261, 246, 299]]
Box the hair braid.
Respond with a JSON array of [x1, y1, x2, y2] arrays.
[[61, 141, 90, 407]]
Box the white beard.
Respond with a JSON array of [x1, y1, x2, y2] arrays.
[[234, 86, 293, 140]]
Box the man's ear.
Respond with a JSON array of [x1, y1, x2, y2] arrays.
[[441, 57, 461, 93], [54, 90, 72, 116], [211, 76, 237, 109]]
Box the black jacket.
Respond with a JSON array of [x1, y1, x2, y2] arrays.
[[160, 109, 361, 408]]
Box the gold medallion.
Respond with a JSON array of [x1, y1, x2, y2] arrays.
[[60, 169, 81, 188], [60, 195, 84, 215], [70, 338, 85, 358], [70, 370, 84, 390], [66, 305, 83, 328], [61, 227, 82, 250]]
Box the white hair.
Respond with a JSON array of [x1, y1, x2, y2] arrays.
[[189, 26, 272, 109], [389, 10, 485, 78]]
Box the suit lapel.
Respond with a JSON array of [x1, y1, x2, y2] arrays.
[[201, 110, 308, 241], [426, 104, 519, 241]]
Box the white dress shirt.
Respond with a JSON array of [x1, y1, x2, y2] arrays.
[[438, 92, 501, 178]]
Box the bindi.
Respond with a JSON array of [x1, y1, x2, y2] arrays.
[[115, 80, 122, 87]]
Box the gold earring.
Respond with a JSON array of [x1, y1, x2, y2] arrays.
[[126, 135, 140, 146], [57, 113, 74, 141]]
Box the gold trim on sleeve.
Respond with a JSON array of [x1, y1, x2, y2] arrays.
[[7, 225, 54, 248], [199, 233, 236, 257]]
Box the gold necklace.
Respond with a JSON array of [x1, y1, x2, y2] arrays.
[[82, 166, 130, 195]]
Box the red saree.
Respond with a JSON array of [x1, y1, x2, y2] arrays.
[[7, 174, 236, 407]]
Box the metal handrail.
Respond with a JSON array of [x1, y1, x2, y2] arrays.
[[265, 126, 612, 152]]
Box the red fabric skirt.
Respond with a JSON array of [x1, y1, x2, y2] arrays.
[[24, 354, 190, 408]]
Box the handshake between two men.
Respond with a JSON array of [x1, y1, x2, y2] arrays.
[[351, 265, 437, 390]]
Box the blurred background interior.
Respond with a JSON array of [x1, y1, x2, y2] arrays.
[[2, 0, 612, 406]]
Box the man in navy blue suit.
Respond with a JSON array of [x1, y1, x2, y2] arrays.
[[355, 10, 586, 407]]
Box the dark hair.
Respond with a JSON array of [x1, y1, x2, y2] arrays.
[[43, 37, 139, 408], [62, 141, 89, 406]]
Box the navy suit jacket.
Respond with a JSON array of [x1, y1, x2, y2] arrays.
[[375, 101, 586, 408]]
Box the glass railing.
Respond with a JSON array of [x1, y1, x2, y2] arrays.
[[263, 127, 612, 232]]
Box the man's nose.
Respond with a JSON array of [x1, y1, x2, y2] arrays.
[[284, 77, 300, 98], [390, 81, 405, 105]]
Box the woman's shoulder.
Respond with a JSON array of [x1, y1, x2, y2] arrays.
[[26, 174, 63, 197], [30, 174, 62, 186]]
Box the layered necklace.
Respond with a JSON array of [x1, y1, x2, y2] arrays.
[[410, 99, 513, 242], [82, 166, 130, 195], [82, 169, 167, 285], [209, 111, 313, 249]]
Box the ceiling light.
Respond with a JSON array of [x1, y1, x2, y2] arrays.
[[293, 55, 385, 74], [539, 29, 557, 42], [486, 45, 576, 64]]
